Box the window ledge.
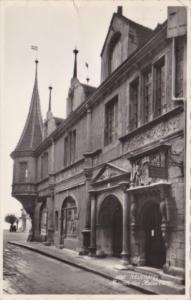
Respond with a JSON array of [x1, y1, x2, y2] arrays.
[[119, 106, 183, 142], [56, 158, 84, 175]]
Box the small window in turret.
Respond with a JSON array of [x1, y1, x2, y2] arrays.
[[19, 162, 28, 182]]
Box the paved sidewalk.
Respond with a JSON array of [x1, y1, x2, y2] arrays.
[[8, 241, 185, 295]]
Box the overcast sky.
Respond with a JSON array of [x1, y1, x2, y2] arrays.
[[1, 0, 182, 226]]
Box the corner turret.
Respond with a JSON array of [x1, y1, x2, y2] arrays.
[[11, 61, 43, 238]]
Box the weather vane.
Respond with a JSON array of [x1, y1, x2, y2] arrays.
[[31, 45, 38, 60], [85, 62, 90, 84]]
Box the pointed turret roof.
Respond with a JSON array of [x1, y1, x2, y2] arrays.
[[13, 60, 43, 154]]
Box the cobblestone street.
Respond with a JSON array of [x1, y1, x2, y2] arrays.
[[3, 231, 141, 294]]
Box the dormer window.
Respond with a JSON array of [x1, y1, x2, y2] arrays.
[[109, 32, 122, 74]]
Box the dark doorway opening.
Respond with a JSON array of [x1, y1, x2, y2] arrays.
[[98, 195, 122, 257], [143, 202, 166, 269], [112, 205, 122, 257]]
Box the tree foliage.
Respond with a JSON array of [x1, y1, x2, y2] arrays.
[[5, 214, 18, 225]]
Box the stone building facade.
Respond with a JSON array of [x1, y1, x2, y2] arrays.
[[11, 6, 187, 277]]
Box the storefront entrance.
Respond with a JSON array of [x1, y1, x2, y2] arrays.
[[143, 202, 166, 268]]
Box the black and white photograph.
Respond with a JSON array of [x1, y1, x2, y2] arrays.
[[1, 0, 190, 298]]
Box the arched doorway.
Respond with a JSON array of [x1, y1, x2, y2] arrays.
[[142, 202, 166, 268], [98, 195, 122, 257], [60, 197, 78, 245]]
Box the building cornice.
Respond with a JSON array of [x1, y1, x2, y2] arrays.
[[119, 105, 184, 142]]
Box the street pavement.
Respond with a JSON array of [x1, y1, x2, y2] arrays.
[[3, 230, 141, 294]]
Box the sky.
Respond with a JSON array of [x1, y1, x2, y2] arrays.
[[1, 0, 183, 227]]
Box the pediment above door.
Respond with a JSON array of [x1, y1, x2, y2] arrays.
[[92, 163, 130, 186]]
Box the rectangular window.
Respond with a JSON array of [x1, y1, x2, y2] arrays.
[[64, 130, 76, 166], [64, 136, 68, 166], [70, 130, 76, 164], [41, 152, 48, 179], [142, 68, 152, 123], [129, 78, 139, 131], [19, 162, 28, 182], [175, 36, 184, 98], [154, 57, 165, 117], [104, 96, 118, 146]]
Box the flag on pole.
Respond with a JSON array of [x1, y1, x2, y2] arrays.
[[31, 45, 38, 51]]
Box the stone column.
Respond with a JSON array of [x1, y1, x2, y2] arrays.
[[81, 168, 92, 254], [46, 188, 54, 245], [89, 191, 97, 256], [45, 139, 55, 245], [118, 183, 133, 269], [26, 198, 36, 242], [80, 106, 93, 255]]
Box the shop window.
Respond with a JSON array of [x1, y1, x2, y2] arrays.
[[175, 36, 184, 98], [104, 96, 118, 146], [19, 162, 28, 182], [62, 198, 78, 238], [154, 57, 165, 117], [129, 78, 139, 130], [142, 68, 152, 123]]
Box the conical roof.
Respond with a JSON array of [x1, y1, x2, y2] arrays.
[[14, 61, 43, 153]]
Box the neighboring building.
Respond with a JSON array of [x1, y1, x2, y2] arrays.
[[11, 6, 187, 278]]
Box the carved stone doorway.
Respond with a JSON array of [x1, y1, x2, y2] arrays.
[[142, 202, 166, 269]]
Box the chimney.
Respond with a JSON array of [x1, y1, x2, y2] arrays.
[[117, 6, 123, 15]]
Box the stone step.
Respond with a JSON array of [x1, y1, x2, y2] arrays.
[[136, 266, 184, 285]]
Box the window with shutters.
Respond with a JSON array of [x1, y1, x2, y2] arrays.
[[175, 36, 184, 98], [129, 78, 139, 131], [104, 96, 118, 146], [64, 130, 76, 166], [19, 162, 28, 182], [142, 68, 152, 123], [154, 57, 165, 118]]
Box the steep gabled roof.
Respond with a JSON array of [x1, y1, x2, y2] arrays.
[[14, 61, 43, 153], [100, 12, 153, 56]]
